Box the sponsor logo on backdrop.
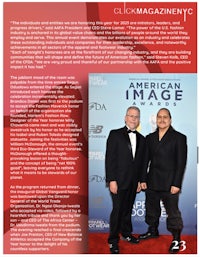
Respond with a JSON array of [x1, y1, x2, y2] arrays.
[[89, 125, 106, 138], [89, 75, 108, 86], [89, 125, 103, 133], [89, 219, 109, 230], [132, 200, 145, 220], [126, 79, 183, 107], [132, 200, 167, 222], [89, 175, 106, 183], [160, 201, 167, 221], [89, 151, 105, 160], [89, 102, 107, 111]]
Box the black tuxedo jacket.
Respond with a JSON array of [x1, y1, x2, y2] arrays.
[[141, 126, 187, 191], [105, 126, 146, 190]]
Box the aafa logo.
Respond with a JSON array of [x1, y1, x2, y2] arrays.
[[89, 175, 106, 182], [89, 102, 107, 111]]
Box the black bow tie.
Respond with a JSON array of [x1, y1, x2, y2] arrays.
[[127, 130, 136, 134]]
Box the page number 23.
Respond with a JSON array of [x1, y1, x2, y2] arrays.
[[172, 240, 186, 252]]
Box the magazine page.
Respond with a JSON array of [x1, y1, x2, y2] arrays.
[[3, 1, 197, 254]]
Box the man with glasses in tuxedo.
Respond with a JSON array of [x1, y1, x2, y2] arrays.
[[105, 106, 146, 254]]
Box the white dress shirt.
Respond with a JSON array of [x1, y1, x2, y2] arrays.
[[127, 127, 136, 158]]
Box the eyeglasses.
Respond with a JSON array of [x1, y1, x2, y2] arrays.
[[126, 115, 140, 119]]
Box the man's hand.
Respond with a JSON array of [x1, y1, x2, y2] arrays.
[[109, 181, 118, 194], [170, 186, 180, 194], [140, 182, 147, 190], [137, 182, 141, 192]]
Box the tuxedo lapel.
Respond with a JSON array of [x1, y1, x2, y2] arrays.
[[135, 132, 140, 157]]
